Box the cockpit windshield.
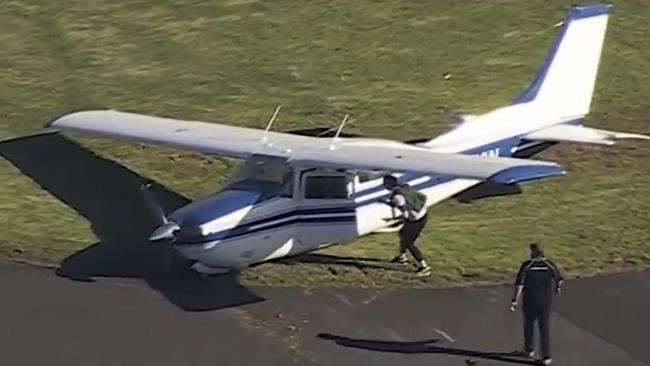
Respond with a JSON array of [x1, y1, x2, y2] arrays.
[[225, 155, 294, 201]]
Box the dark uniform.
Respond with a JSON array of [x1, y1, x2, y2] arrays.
[[512, 252, 564, 362]]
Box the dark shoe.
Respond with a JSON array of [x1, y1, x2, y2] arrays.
[[415, 265, 431, 277], [512, 350, 534, 358], [390, 254, 409, 264]]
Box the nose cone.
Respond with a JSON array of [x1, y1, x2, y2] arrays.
[[149, 221, 180, 241]]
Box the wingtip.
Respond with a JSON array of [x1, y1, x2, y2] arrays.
[[43, 109, 82, 129], [43, 108, 112, 129], [610, 131, 650, 141], [568, 3, 612, 20], [43, 116, 59, 129]]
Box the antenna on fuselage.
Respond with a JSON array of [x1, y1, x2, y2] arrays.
[[262, 105, 282, 145], [329, 114, 349, 150]]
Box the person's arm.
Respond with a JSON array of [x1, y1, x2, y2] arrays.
[[378, 194, 402, 221], [511, 261, 527, 310], [547, 259, 564, 293], [390, 194, 409, 220]]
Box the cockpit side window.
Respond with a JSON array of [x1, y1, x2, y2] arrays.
[[304, 175, 349, 199], [226, 155, 295, 201]]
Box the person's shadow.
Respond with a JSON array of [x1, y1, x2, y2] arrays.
[[0, 132, 264, 311], [317, 333, 541, 365]]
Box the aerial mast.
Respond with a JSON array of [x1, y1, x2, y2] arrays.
[[261, 105, 282, 145], [329, 114, 350, 150]]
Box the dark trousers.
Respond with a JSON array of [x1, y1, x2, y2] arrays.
[[398, 214, 427, 262], [523, 302, 551, 358]]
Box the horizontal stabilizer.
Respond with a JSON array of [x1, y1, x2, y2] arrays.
[[524, 124, 650, 145], [455, 181, 522, 203], [488, 164, 566, 185]]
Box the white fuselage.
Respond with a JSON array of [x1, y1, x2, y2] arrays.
[[170, 102, 562, 274]]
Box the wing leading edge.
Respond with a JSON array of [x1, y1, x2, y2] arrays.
[[47, 109, 565, 185], [47, 109, 309, 159]]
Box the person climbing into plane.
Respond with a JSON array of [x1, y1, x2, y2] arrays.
[[379, 174, 431, 277]]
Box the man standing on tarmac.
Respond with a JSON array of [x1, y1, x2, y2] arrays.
[[379, 175, 431, 277], [510, 243, 564, 365]]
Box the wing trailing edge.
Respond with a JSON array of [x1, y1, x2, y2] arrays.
[[290, 143, 565, 184]]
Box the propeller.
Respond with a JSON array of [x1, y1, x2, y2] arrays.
[[140, 181, 180, 242]]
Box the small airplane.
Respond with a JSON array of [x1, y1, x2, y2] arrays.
[[46, 3, 648, 275]]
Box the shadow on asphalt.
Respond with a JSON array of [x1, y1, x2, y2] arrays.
[[318, 333, 541, 365]]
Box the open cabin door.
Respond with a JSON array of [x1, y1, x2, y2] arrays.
[[295, 169, 358, 249]]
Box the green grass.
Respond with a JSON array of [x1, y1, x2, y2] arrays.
[[0, 0, 649, 287]]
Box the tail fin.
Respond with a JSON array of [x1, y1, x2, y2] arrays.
[[513, 4, 611, 118]]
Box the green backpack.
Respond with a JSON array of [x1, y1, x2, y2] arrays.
[[396, 184, 427, 213]]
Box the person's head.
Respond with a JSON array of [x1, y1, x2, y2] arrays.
[[382, 175, 399, 190], [529, 243, 544, 259]]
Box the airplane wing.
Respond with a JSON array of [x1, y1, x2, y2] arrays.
[[523, 124, 650, 145], [291, 143, 566, 185], [46, 109, 309, 159], [47, 109, 565, 184]]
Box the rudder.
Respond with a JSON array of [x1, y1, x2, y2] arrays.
[[513, 4, 611, 119]]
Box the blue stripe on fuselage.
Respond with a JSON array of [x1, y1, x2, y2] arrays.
[[177, 214, 356, 245]]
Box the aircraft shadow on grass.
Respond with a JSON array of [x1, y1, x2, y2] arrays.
[[0, 132, 264, 312], [317, 333, 541, 365]]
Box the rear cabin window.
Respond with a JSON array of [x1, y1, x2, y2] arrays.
[[357, 171, 384, 183], [304, 175, 349, 199]]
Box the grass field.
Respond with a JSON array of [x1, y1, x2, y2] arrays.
[[0, 0, 649, 288]]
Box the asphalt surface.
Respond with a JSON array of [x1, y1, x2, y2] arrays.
[[1, 261, 649, 366]]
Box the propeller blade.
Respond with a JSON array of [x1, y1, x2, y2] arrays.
[[140, 181, 168, 225], [139, 181, 180, 242]]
